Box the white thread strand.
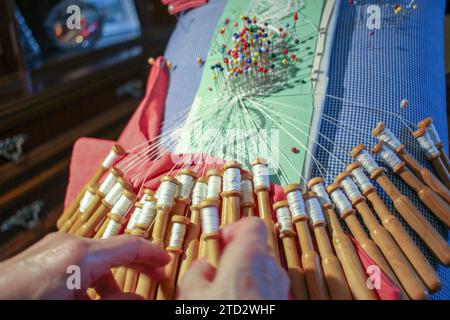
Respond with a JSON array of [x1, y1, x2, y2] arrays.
[[136, 200, 157, 228], [417, 132, 440, 158], [192, 181, 208, 205], [351, 167, 374, 192], [104, 182, 124, 206], [356, 150, 379, 174], [330, 189, 353, 216], [241, 179, 255, 203], [126, 207, 141, 230], [99, 172, 117, 195], [102, 220, 121, 239], [378, 145, 402, 170], [207, 175, 221, 198], [102, 150, 119, 169], [305, 197, 325, 224], [286, 190, 306, 218], [176, 174, 195, 199], [157, 181, 178, 208], [111, 194, 133, 216], [201, 206, 220, 234], [311, 183, 331, 206], [378, 127, 402, 151], [340, 177, 362, 202], [168, 223, 187, 249], [276, 206, 292, 232], [427, 123, 442, 145], [79, 190, 95, 213], [252, 164, 270, 189], [223, 168, 241, 192]]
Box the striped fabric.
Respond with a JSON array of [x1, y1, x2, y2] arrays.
[[162, 0, 449, 299]]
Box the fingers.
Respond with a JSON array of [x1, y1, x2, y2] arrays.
[[221, 217, 268, 246], [86, 235, 170, 269], [178, 259, 215, 298]]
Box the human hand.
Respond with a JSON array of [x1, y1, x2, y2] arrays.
[[177, 218, 289, 299], [0, 232, 170, 299]]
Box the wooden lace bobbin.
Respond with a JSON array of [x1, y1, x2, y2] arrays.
[[284, 184, 329, 300], [222, 161, 242, 224], [303, 192, 352, 300], [346, 163, 441, 293], [241, 172, 256, 217], [336, 171, 428, 300], [308, 177, 377, 300], [123, 194, 157, 293], [274, 201, 309, 300], [372, 141, 450, 227], [205, 169, 224, 225], [418, 117, 450, 173], [327, 183, 402, 294], [57, 144, 125, 229], [156, 216, 189, 300], [164, 169, 196, 246], [66, 186, 98, 234], [178, 178, 208, 284], [251, 158, 281, 264], [74, 168, 124, 237], [135, 176, 179, 300], [352, 144, 450, 265], [198, 199, 221, 267], [93, 177, 133, 239], [372, 123, 450, 203], [412, 127, 450, 188]]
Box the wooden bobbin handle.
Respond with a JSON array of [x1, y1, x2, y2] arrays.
[[220, 196, 229, 226], [376, 174, 450, 265], [324, 208, 377, 300], [164, 198, 189, 246], [205, 232, 221, 268], [280, 232, 309, 300], [123, 267, 139, 293], [293, 217, 329, 300], [76, 195, 108, 237], [400, 152, 450, 203], [313, 224, 352, 300], [223, 191, 241, 224], [366, 191, 441, 293], [438, 147, 450, 173], [396, 166, 450, 227], [114, 266, 128, 291], [156, 250, 182, 300], [430, 156, 450, 188], [255, 189, 281, 265], [57, 186, 88, 230], [355, 201, 428, 300]]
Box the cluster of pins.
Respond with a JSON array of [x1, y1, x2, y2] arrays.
[[211, 12, 300, 96]]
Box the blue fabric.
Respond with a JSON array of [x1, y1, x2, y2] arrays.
[[162, 0, 449, 299]]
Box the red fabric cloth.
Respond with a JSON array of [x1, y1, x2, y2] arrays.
[[64, 56, 400, 300]]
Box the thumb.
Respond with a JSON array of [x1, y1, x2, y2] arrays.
[[177, 259, 215, 298]]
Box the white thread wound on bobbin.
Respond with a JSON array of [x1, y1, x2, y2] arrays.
[[168, 222, 187, 249], [157, 181, 177, 208], [427, 123, 442, 145], [102, 150, 119, 169], [356, 150, 379, 174], [241, 179, 254, 203], [176, 174, 195, 199], [102, 220, 121, 239], [126, 206, 141, 230], [305, 197, 325, 224], [192, 181, 207, 205], [223, 167, 241, 192], [207, 175, 221, 199], [79, 189, 95, 213], [276, 206, 292, 232], [104, 182, 124, 206], [351, 167, 374, 192], [99, 172, 118, 195], [252, 164, 270, 189], [311, 183, 331, 206], [201, 206, 219, 234], [136, 200, 156, 228], [417, 132, 440, 158], [330, 189, 353, 216], [378, 145, 402, 170], [340, 177, 362, 202], [378, 127, 402, 151], [111, 194, 133, 216], [286, 190, 306, 218]]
